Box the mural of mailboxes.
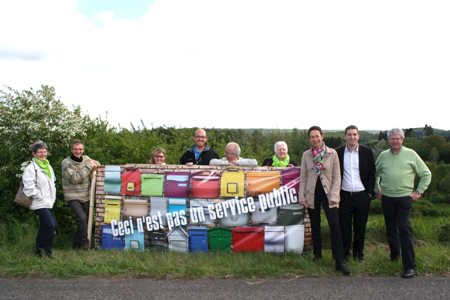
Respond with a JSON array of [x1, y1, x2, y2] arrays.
[[101, 224, 123, 250], [122, 198, 148, 221], [232, 226, 264, 252], [245, 171, 281, 197], [264, 226, 285, 253], [285, 225, 304, 254], [189, 199, 215, 226], [278, 204, 304, 226], [104, 165, 121, 194], [220, 168, 245, 197], [164, 172, 190, 198], [96, 165, 309, 253], [167, 226, 189, 253], [104, 196, 122, 224], [141, 174, 164, 196], [208, 227, 232, 252], [124, 229, 145, 252], [188, 226, 208, 252], [150, 197, 168, 226], [251, 200, 277, 225], [121, 168, 141, 196], [218, 199, 249, 227], [190, 170, 221, 198]]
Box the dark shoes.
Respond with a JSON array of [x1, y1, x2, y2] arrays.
[[336, 262, 352, 276], [34, 248, 54, 259], [401, 269, 416, 279]]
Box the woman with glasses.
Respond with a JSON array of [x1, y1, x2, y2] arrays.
[[151, 147, 167, 165], [22, 141, 57, 258]]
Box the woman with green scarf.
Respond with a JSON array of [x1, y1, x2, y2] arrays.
[[262, 141, 297, 167], [22, 141, 57, 258]]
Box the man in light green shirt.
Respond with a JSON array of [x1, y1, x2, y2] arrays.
[[375, 128, 431, 279]]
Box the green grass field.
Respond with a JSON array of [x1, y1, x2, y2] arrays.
[[1, 211, 449, 278]]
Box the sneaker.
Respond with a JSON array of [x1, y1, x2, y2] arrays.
[[401, 269, 416, 279]]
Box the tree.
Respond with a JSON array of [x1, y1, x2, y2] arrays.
[[0, 85, 89, 222], [424, 124, 434, 137]]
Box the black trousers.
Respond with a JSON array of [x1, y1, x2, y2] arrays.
[[339, 191, 370, 259], [308, 178, 344, 264], [381, 195, 416, 271], [68, 200, 90, 249]]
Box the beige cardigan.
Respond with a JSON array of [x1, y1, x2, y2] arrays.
[[298, 146, 341, 209]]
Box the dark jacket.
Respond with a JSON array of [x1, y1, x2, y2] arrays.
[[261, 157, 297, 167], [336, 144, 376, 197], [180, 145, 219, 165]]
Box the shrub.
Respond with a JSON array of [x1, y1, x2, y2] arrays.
[[438, 224, 450, 245]]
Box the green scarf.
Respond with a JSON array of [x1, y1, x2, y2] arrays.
[[33, 158, 52, 178], [272, 154, 290, 167]]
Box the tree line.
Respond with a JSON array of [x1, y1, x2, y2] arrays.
[[1, 85, 449, 229]]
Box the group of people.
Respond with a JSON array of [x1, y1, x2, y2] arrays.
[[298, 126, 431, 278], [22, 140, 99, 257], [22, 126, 431, 280]]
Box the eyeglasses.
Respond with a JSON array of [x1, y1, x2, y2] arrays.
[[195, 136, 207, 139], [154, 155, 165, 158]]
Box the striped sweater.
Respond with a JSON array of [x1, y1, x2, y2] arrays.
[[61, 155, 94, 202]]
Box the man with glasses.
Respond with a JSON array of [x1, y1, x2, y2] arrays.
[[180, 128, 219, 165]]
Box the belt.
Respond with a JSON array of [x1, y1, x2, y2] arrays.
[[341, 190, 366, 196]]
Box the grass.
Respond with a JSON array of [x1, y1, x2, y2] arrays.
[[0, 214, 449, 278]]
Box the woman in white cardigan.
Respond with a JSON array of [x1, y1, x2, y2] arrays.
[[22, 141, 57, 258]]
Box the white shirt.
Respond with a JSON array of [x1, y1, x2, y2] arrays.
[[342, 145, 365, 192]]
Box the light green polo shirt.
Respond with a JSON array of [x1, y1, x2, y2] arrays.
[[375, 146, 431, 197]]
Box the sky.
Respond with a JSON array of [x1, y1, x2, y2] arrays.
[[0, 0, 449, 131]]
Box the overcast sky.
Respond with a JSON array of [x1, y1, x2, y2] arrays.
[[1, 0, 449, 130]]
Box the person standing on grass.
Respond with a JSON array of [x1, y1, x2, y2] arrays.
[[61, 140, 100, 250], [375, 128, 431, 279], [336, 125, 376, 262], [22, 141, 57, 258], [298, 126, 351, 276]]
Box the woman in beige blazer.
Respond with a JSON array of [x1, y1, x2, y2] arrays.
[[299, 126, 350, 276]]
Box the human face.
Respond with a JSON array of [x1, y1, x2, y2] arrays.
[[345, 129, 359, 149], [71, 143, 84, 159], [389, 134, 404, 153], [309, 130, 323, 149], [224, 145, 238, 162], [33, 148, 48, 161], [153, 152, 166, 165], [275, 144, 287, 160], [193, 129, 207, 149]]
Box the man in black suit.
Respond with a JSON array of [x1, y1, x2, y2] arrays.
[[336, 125, 376, 261]]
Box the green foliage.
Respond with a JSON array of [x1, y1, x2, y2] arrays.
[[438, 224, 450, 245], [0, 86, 90, 223], [2, 85, 450, 233]]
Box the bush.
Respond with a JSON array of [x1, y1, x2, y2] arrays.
[[438, 224, 450, 245]]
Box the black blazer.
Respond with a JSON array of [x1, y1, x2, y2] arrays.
[[336, 144, 376, 197]]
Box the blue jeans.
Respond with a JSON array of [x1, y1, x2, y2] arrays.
[[34, 208, 56, 255]]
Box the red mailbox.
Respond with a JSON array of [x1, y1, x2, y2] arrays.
[[232, 226, 264, 252]]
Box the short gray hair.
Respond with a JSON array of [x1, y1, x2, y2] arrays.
[[387, 128, 405, 140], [274, 141, 288, 152], [31, 141, 48, 153], [226, 142, 241, 156]]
